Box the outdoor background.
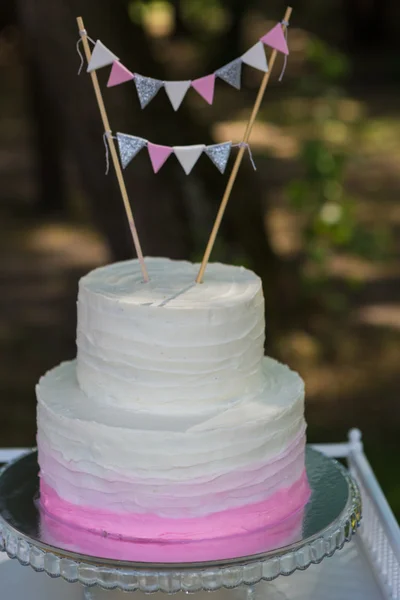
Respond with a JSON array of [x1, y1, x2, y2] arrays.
[[0, 1, 399, 517]]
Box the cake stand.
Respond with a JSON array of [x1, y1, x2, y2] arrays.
[[0, 448, 361, 599]]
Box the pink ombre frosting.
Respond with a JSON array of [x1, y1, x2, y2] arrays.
[[39, 437, 310, 543], [38, 429, 310, 552], [38, 429, 306, 517], [40, 471, 309, 561], [40, 501, 306, 563]]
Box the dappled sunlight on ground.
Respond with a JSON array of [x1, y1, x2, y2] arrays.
[[214, 121, 299, 158], [328, 255, 400, 281], [267, 207, 304, 257], [26, 223, 109, 267], [356, 305, 400, 330]]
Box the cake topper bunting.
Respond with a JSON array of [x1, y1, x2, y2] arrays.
[[116, 133, 147, 169], [87, 40, 119, 72], [114, 134, 255, 175], [164, 81, 192, 111], [76, 8, 292, 284], [195, 7, 292, 284], [79, 24, 285, 109], [174, 145, 206, 175], [147, 143, 173, 173], [134, 74, 164, 109], [261, 20, 290, 81], [107, 61, 135, 87], [215, 58, 243, 90], [205, 142, 232, 174], [261, 22, 290, 55], [191, 75, 216, 105], [241, 42, 269, 73], [76, 17, 149, 283]]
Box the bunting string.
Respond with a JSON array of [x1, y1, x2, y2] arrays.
[[232, 143, 257, 171], [278, 20, 290, 81], [78, 21, 290, 110], [76, 29, 96, 75], [103, 130, 114, 175], [114, 132, 257, 175]]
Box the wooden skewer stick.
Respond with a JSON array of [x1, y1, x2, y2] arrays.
[[196, 7, 292, 284], [76, 16, 149, 283]]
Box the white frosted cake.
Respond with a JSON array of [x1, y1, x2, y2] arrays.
[[37, 257, 309, 556]]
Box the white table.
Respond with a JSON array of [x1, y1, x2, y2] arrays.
[[1, 430, 399, 600]]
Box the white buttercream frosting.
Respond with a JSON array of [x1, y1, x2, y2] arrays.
[[36, 258, 307, 521], [76, 258, 265, 413]]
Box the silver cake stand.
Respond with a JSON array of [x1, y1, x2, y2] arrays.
[[0, 448, 361, 598]]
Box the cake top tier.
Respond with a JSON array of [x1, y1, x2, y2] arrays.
[[79, 257, 261, 310], [77, 257, 265, 412]]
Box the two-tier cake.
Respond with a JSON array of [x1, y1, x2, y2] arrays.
[[37, 257, 309, 550]]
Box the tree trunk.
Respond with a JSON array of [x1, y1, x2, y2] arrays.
[[170, 0, 190, 39], [0, 1, 17, 31], [26, 55, 67, 214], [344, 0, 388, 49]]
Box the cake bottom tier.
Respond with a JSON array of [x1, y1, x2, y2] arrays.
[[40, 498, 306, 563], [37, 358, 309, 546], [40, 469, 309, 543]]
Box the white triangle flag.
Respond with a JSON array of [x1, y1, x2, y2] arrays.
[[241, 42, 268, 73], [87, 40, 119, 72], [164, 81, 191, 111], [173, 145, 205, 175]]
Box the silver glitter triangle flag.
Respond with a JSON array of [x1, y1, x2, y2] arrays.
[[117, 133, 147, 169], [205, 142, 232, 174], [215, 59, 242, 90], [134, 74, 163, 109]]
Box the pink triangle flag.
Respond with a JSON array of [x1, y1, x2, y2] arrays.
[[191, 74, 216, 105], [107, 61, 135, 87], [148, 143, 173, 173], [261, 23, 289, 55]]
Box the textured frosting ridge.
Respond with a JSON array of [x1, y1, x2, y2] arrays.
[[36, 258, 308, 546]]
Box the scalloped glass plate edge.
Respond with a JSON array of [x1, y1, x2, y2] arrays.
[[0, 448, 362, 593]]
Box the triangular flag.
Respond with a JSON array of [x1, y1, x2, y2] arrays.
[[173, 145, 205, 175], [261, 23, 289, 55], [148, 143, 173, 173], [164, 81, 191, 111], [215, 58, 242, 90], [191, 74, 216, 105], [107, 61, 135, 87], [205, 142, 232, 174], [241, 42, 268, 73], [116, 133, 147, 169], [87, 40, 119, 72], [134, 74, 163, 109]]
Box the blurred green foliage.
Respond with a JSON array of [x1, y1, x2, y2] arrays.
[[128, 0, 229, 35], [177, 0, 229, 34], [286, 38, 391, 310]]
